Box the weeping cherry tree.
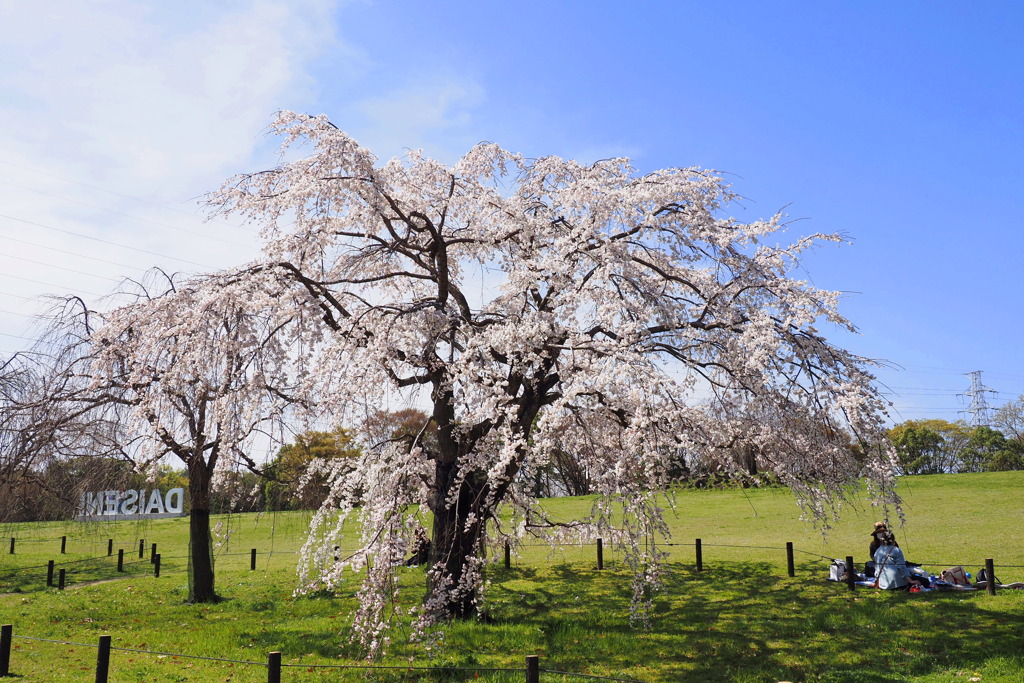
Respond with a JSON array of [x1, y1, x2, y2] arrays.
[[194, 112, 895, 647], [76, 273, 296, 602]]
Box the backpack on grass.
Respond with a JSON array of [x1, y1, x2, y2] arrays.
[[977, 567, 1000, 585]]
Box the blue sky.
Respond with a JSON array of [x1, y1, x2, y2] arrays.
[[1, 1, 1021, 424]]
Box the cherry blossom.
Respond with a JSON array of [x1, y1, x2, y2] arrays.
[[45, 111, 897, 646]]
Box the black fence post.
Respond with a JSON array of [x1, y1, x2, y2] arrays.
[[58, 569, 65, 590], [150, 543, 157, 563], [0, 624, 12, 677], [504, 542, 511, 569], [60, 536, 67, 554], [8, 538, 12, 555], [154, 554, 161, 578], [695, 538, 703, 572], [47, 560, 55, 587], [845, 556, 856, 591], [138, 539, 145, 559], [95, 634, 111, 683], [526, 655, 539, 683], [986, 558, 997, 595], [267, 651, 282, 683], [786, 542, 795, 577], [597, 538, 604, 570], [117, 549, 124, 572], [251, 549, 257, 571], [107, 539, 113, 557]]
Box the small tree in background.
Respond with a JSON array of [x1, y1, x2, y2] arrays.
[[1, 333, 138, 523], [888, 421, 947, 475], [994, 395, 1024, 443], [30, 275, 297, 603], [264, 427, 362, 510], [960, 425, 1024, 472]]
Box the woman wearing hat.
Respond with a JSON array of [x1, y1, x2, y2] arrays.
[[872, 528, 921, 590], [869, 522, 897, 559]]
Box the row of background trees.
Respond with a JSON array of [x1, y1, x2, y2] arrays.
[[8, 397, 1023, 526], [0, 403, 430, 522], [887, 396, 1024, 475]]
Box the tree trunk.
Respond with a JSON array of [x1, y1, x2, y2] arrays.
[[428, 459, 487, 619], [187, 459, 218, 603]]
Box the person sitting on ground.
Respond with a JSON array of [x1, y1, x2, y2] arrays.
[[869, 521, 898, 559], [873, 531, 922, 590]]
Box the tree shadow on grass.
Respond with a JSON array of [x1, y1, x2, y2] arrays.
[[233, 560, 1024, 682], [484, 560, 1024, 682]]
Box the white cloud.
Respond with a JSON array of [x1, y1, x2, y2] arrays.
[[1, 0, 339, 191], [351, 77, 486, 163], [0, 0, 345, 351]]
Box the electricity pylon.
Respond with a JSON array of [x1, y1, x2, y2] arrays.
[[958, 370, 996, 428]]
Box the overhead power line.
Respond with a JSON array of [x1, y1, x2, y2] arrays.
[[0, 212, 216, 270], [0, 251, 126, 281], [0, 177, 254, 248], [0, 233, 147, 272], [0, 272, 107, 298], [0, 158, 236, 222]]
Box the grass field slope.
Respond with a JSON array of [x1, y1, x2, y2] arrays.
[[1, 472, 1022, 682]]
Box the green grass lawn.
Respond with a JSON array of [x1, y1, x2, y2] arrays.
[[1, 472, 1023, 682]]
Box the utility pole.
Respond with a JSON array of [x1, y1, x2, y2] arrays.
[[959, 370, 997, 428]]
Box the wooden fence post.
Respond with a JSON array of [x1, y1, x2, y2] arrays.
[[7, 538, 12, 555], [597, 538, 604, 570], [504, 542, 511, 569], [525, 654, 539, 683], [786, 542, 795, 577], [107, 539, 113, 557], [60, 536, 66, 554], [0, 624, 12, 677], [251, 549, 257, 571], [58, 569, 65, 590], [154, 554, 161, 578], [267, 651, 282, 683], [138, 539, 145, 559], [117, 549, 124, 572], [150, 543, 157, 563], [95, 634, 111, 683], [47, 560, 54, 587], [986, 558, 996, 596], [845, 556, 856, 591], [695, 538, 703, 572]]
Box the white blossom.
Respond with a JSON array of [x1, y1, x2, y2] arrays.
[[103, 110, 901, 648]]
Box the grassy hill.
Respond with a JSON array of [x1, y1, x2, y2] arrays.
[[1, 472, 1023, 681]]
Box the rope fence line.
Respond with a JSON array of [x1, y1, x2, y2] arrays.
[[504, 540, 1016, 572], [540, 668, 643, 682], [8, 535, 1015, 570], [4, 536, 1023, 680], [5, 537, 1022, 590], [0, 553, 127, 579], [110, 644, 265, 666], [281, 662, 523, 672], [3, 628, 618, 682]]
